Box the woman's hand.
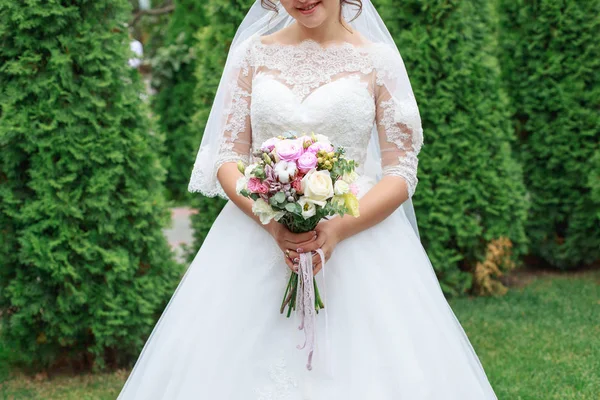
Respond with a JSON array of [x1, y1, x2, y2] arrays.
[[283, 219, 342, 276], [267, 221, 318, 272]]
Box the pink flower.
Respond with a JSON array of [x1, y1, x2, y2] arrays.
[[292, 175, 304, 194], [275, 139, 304, 161], [247, 178, 269, 194], [260, 137, 281, 152], [349, 183, 359, 196], [298, 135, 314, 147], [297, 152, 318, 173], [307, 142, 334, 154]]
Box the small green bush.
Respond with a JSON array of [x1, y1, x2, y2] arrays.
[[375, 0, 529, 295], [152, 0, 207, 201], [0, 0, 183, 368], [497, 0, 600, 268]]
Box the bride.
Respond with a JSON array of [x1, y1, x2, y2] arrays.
[[118, 1, 497, 399]]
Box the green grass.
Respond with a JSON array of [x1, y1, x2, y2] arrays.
[[0, 271, 598, 399], [451, 271, 600, 399]]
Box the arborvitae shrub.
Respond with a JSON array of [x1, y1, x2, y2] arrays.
[[0, 0, 183, 368], [186, 0, 254, 257], [152, 0, 207, 201], [497, 0, 600, 269], [374, 0, 529, 295]]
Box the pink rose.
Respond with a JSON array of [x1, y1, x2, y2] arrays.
[[307, 142, 334, 154], [297, 152, 318, 173], [349, 183, 359, 196], [247, 178, 269, 194], [275, 139, 304, 161], [260, 137, 281, 152], [292, 175, 304, 194]]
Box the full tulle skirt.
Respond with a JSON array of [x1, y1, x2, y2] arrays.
[[117, 199, 497, 399]]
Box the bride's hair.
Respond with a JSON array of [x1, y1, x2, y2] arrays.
[[260, 1, 363, 23]]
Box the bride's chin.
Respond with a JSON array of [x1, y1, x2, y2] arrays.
[[293, 2, 327, 27]]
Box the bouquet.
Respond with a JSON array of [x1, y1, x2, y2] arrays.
[[236, 131, 361, 318]]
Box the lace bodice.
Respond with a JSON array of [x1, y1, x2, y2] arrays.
[[196, 35, 423, 198]]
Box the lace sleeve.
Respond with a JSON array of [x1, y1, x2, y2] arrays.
[[374, 72, 424, 198], [188, 37, 254, 198], [214, 66, 253, 174]]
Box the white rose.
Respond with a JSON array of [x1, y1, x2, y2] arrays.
[[274, 160, 298, 184], [342, 170, 358, 184], [236, 176, 248, 195], [334, 180, 350, 195], [301, 169, 334, 207], [297, 196, 317, 219], [252, 198, 284, 225]]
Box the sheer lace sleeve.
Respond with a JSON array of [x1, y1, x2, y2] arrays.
[[374, 66, 424, 198], [188, 37, 255, 198], [214, 65, 253, 174]]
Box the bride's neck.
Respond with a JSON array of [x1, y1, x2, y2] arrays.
[[291, 19, 353, 45]]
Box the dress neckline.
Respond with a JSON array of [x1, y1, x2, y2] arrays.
[[255, 35, 375, 53]]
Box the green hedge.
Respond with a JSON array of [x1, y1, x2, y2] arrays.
[[374, 0, 529, 295], [186, 0, 254, 257], [0, 0, 183, 368], [152, 0, 207, 201], [497, 0, 600, 269]]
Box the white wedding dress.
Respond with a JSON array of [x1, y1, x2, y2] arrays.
[[118, 35, 497, 399]]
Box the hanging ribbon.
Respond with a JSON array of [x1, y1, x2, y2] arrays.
[[295, 248, 328, 371]]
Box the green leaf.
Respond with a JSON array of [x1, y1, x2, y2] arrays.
[[285, 202, 302, 215]]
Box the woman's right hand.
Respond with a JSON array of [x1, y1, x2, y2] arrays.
[[267, 222, 318, 273]]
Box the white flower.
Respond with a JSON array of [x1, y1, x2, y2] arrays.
[[301, 168, 334, 207], [297, 196, 317, 219], [274, 160, 298, 184], [314, 134, 332, 146], [342, 170, 358, 184], [334, 180, 350, 195], [244, 164, 258, 179], [236, 176, 248, 195], [252, 198, 284, 225]]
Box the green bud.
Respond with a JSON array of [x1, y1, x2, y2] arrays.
[[262, 152, 273, 165], [237, 160, 246, 174]]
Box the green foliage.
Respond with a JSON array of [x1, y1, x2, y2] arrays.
[[589, 151, 600, 216], [497, 0, 600, 269], [152, 0, 207, 201], [374, 0, 529, 295], [186, 0, 255, 257], [0, 0, 183, 369]]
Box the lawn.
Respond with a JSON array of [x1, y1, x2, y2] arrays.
[[452, 270, 600, 399], [1, 270, 598, 399]]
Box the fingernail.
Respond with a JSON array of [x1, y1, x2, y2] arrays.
[[297, 248, 304, 253], [293, 257, 299, 263]]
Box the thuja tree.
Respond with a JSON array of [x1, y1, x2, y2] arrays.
[[497, 0, 600, 269], [186, 0, 255, 259], [152, 0, 207, 201], [0, 0, 183, 368], [374, 0, 529, 295]]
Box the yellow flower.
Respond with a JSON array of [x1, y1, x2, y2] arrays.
[[343, 193, 360, 217]]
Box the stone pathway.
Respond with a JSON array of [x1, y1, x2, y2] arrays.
[[163, 207, 197, 263]]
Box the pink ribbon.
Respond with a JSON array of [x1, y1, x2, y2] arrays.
[[296, 248, 327, 371]]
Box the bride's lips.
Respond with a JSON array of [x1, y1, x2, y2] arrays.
[[297, 1, 321, 16]]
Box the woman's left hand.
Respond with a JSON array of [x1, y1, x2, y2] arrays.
[[283, 219, 342, 276]]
